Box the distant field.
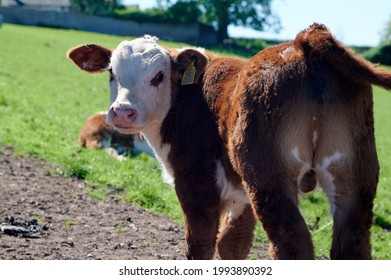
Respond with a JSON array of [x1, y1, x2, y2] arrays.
[[0, 24, 390, 259]]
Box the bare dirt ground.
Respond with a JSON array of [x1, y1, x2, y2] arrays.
[[0, 146, 187, 260], [0, 146, 268, 260]]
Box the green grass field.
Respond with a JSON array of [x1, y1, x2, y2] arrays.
[[0, 24, 390, 259]]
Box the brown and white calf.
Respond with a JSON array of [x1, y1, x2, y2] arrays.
[[68, 24, 391, 259], [79, 111, 154, 159]]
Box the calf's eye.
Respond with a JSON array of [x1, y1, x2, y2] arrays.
[[151, 71, 164, 87], [109, 69, 115, 82]]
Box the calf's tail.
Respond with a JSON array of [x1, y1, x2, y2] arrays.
[[296, 23, 391, 90]]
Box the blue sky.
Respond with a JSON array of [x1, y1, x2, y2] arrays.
[[123, 0, 391, 46]]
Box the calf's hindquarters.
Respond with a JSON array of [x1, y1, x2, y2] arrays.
[[222, 25, 382, 259]]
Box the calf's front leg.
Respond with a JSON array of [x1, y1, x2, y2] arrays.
[[175, 180, 221, 260]]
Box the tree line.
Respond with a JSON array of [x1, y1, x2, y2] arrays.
[[70, 0, 280, 44], [364, 15, 391, 65], [70, 0, 391, 65]]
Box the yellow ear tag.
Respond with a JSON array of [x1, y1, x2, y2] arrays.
[[181, 61, 197, 85]]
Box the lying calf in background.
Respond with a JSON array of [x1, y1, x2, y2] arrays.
[[79, 111, 154, 160]]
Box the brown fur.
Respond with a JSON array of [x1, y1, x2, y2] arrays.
[[157, 50, 257, 260], [216, 205, 256, 259], [168, 23, 391, 259], [67, 44, 111, 73], [68, 23, 391, 260], [79, 112, 135, 153]]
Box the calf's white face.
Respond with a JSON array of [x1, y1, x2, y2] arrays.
[[107, 37, 172, 134], [68, 36, 208, 138], [67, 36, 173, 135]]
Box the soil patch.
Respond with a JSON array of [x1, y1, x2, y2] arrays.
[[0, 145, 268, 260]]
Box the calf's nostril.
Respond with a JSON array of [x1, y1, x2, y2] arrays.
[[110, 107, 118, 118], [127, 109, 138, 120], [110, 106, 138, 123]]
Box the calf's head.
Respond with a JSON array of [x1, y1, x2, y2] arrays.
[[68, 36, 208, 135]]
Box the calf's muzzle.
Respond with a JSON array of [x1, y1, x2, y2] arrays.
[[107, 105, 138, 127]]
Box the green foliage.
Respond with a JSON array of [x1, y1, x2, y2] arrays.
[[70, 0, 116, 16], [156, 0, 279, 42], [0, 24, 390, 259], [350, 46, 371, 55], [113, 1, 200, 24], [364, 44, 391, 66], [166, 0, 200, 24], [366, 14, 391, 66], [380, 14, 391, 44], [72, 0, 279, 44], [113, 7, 168, 23], [223, 37, 270, 56], [200, 0, 280, 42]]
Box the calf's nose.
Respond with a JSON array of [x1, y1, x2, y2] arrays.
[[108, 106, 138, 125]]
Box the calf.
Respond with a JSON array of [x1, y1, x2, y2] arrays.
[[79, 111, 154, 158], [68, 24, 391, 259]]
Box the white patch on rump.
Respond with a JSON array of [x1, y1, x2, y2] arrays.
[[291, 146, 312, 188], [290, 147, 345, 215], [312, 131, 318, 146], [318, 169, 337, 215], [215, 160, 250, 221], [320, 152, 343, 169], [315, 151, 344, 215]]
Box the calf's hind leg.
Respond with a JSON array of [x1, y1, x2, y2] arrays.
[[230, 118, 314, 259], [217, 204, 256, 259], [326, 146, 378, 259], [245, 177, 314, 259]]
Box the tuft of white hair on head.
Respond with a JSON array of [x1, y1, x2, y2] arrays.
[[143, 35, 159, 42]]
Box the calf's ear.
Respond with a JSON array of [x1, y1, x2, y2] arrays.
[[67, 44, 112, 73], [175, 49, 208, 85]]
